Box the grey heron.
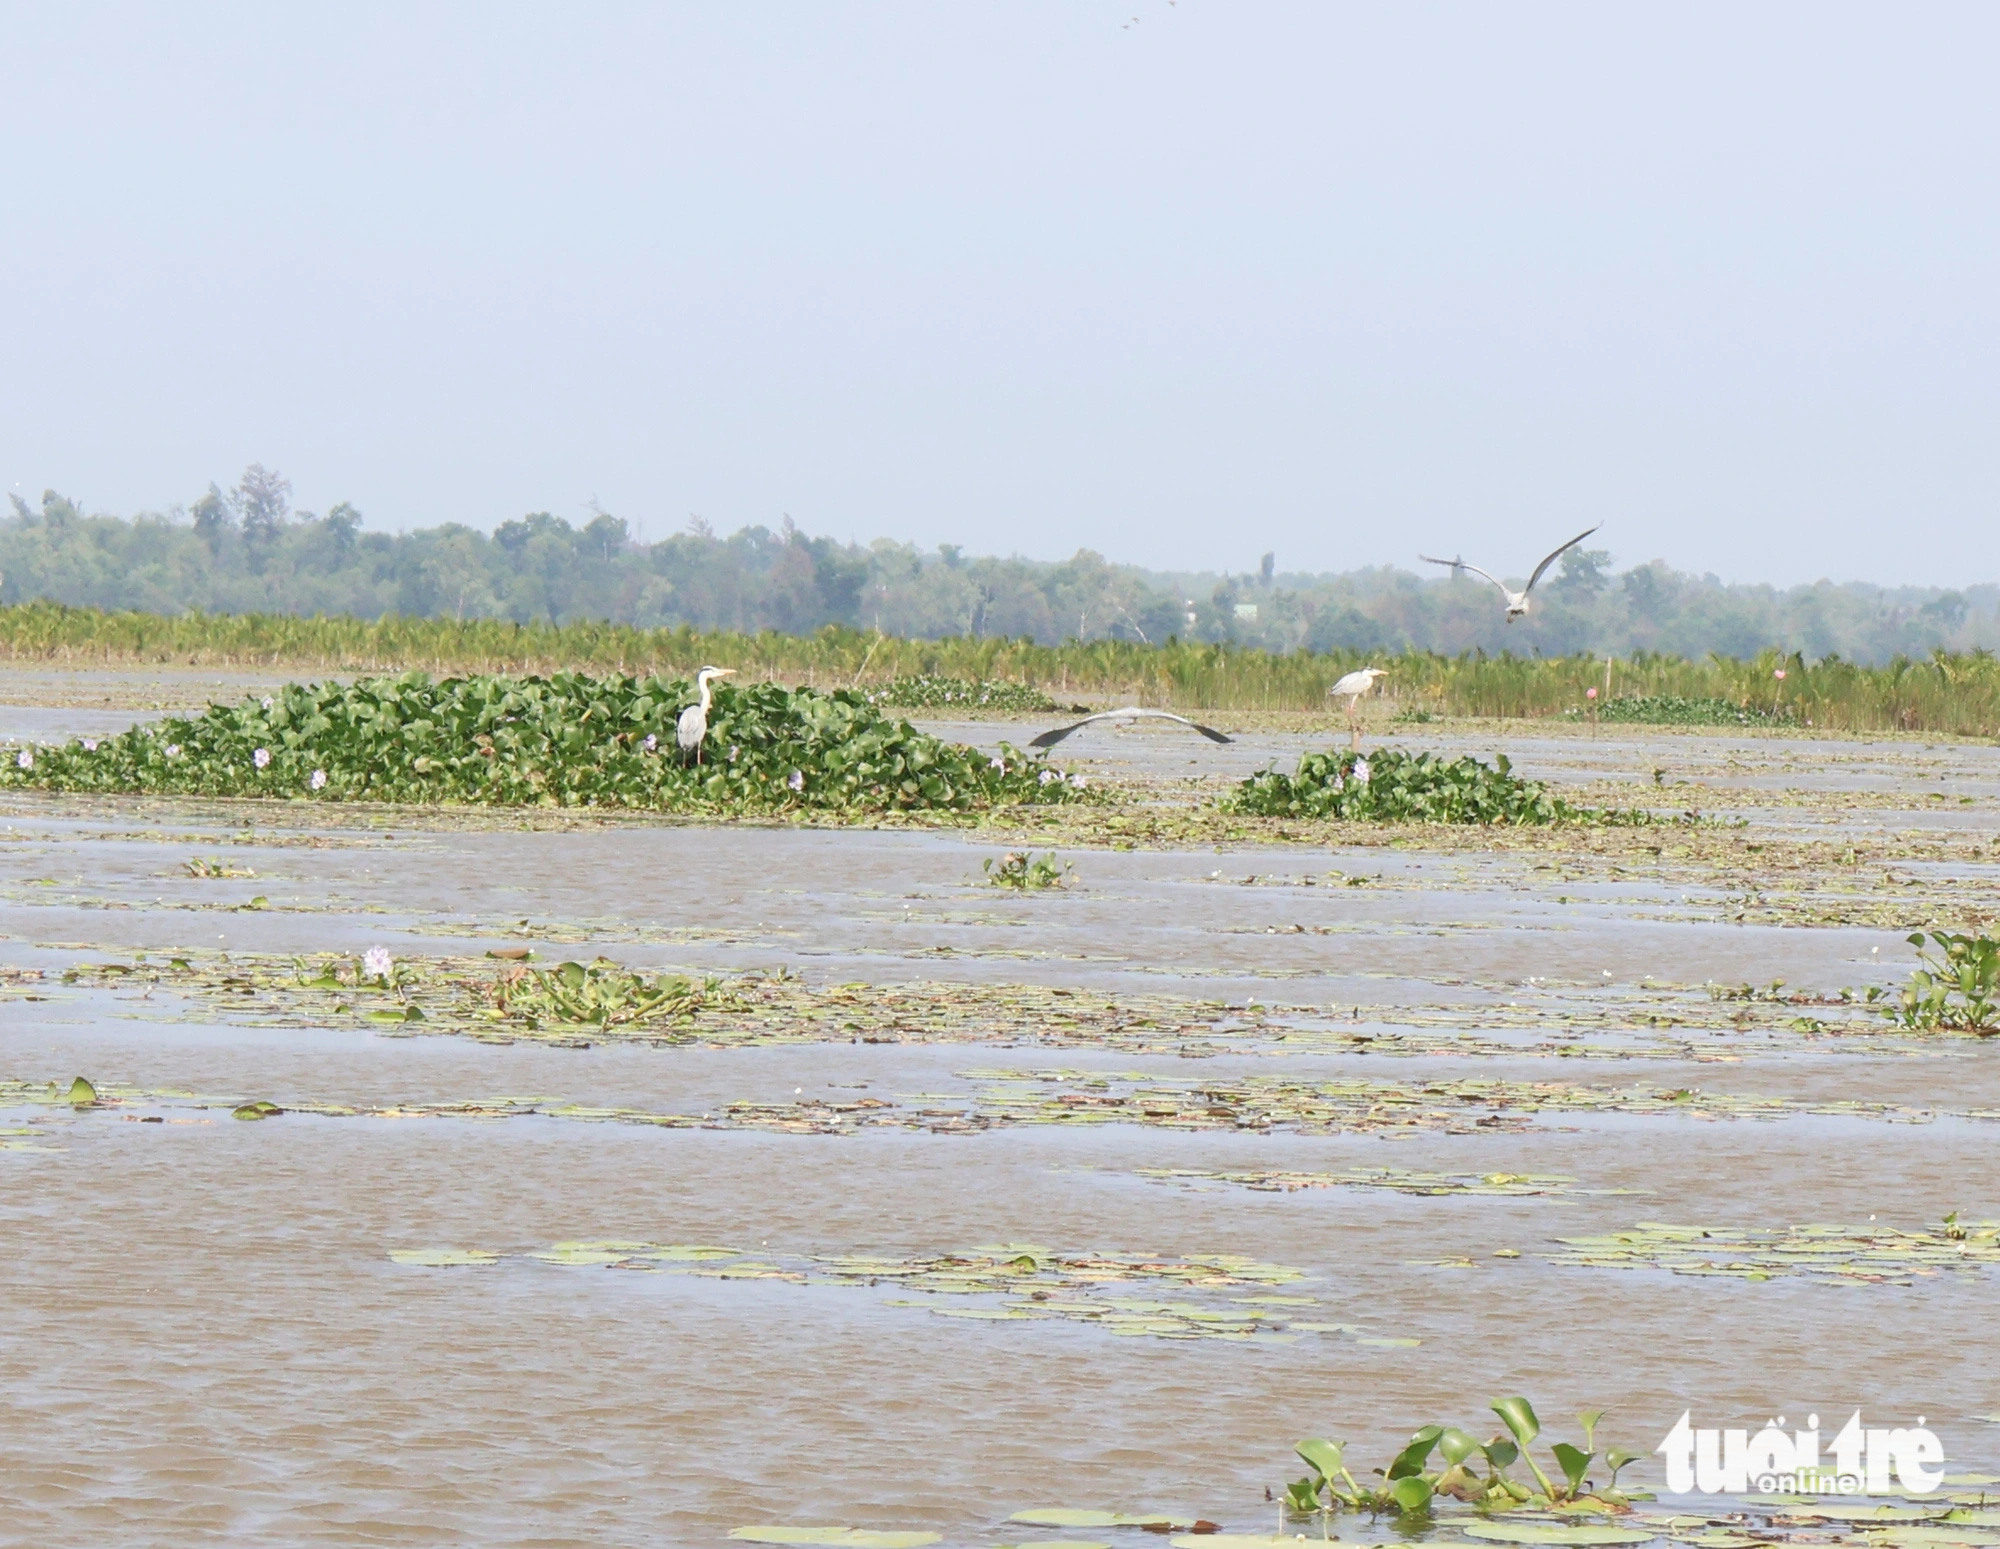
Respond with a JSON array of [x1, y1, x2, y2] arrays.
[[1420, 525, 1600, 622], [1327, 666, 1388, 747], [1028, 707, 1232, 749], [677, 666, 735, 761]]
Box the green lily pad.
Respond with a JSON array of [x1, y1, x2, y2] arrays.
[[232, 1101, 283, 1120], [1461, 1524, 1656, 1545], [66, 1076, 97, 1105], [389, 1248, 499, 1267], [728, 1531, 940, 1548]]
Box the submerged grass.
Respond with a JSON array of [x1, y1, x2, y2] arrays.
[[6, 600, 2000, 733], [0, 670, 1087, 815]]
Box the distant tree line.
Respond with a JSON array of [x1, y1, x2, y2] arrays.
[[3, 467, 1993, 665]]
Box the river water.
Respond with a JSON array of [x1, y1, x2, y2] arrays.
[[3, 688, 1997, 1544]]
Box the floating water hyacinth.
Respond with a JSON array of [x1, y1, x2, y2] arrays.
[[362, 946, 394, 982], [1226, 747, 1629, 825], [0, 671, 1086, 815]]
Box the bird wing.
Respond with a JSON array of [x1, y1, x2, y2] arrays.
[[1028, 718, 1092, 748], [1028, 708, 1231, 748], [1523, 524, 1601, 597], [1423, 556, 1511, 597]]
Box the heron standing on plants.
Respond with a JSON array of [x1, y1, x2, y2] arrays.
[[1327, 667, 1388, 749], [678, 666, 736, 762]]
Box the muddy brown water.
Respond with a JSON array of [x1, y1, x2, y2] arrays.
[[4, 690, 2000, 1544]]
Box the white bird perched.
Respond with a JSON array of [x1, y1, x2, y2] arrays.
[[677, 666, 735, 761], [1420, 525, 1601, 622], [1327, 666, 1388, 748], [1028, 707, 1232, 749]]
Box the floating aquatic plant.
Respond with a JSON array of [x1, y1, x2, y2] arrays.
[[0, 670, 1086, 815], [982, 851, 1072, 890], [1224, 748, 1630, 826], [1547, 1217, 2000, 1283], [1594, 695, 1793, 727], [1890, 931, 2000, 1034], [1285, 1400, 1644, 1526], [863, 675, 1056, 712], [389, 1241, 1347, 1344]]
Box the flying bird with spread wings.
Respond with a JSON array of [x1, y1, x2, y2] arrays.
[[1027, 707, 1232, 750], [1420, 526, 1601, 622]]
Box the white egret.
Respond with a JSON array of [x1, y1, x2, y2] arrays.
[[1028, 707, 1232, 749], [1327, 666, 1388, 747], [1420, 525, 1600, 622], [677, 666, 736, 761]]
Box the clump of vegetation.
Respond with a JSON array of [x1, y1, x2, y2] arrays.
[[0, 670, 1087, 814], [1285, 1400, 1642, 1525], [865, 675, 1056, 712], [1224, 748, 1621, 825], [1890, 930, 2000, 1033], [1594, 695, 1793, 727], [982, 851, 1072, 889], [491, 960, 714, 1031]]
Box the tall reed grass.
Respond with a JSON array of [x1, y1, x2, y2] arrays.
[[3, 601, 1996, 735]]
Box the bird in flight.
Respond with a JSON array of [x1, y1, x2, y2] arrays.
[[1028, 707, 1231, 749], [1420, 526, 1600, 622]]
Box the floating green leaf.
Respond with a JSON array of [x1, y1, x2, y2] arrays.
[[1460, 1523, 1655, 1545]]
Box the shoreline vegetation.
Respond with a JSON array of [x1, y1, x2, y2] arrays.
[[3, 601, 2000, 735]]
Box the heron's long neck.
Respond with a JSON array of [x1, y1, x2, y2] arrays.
[[697, 677, 714, 714]]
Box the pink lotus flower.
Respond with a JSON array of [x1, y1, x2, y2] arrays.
[[1774, 669, 1787, 680], [1586, 687, 1598, 700]]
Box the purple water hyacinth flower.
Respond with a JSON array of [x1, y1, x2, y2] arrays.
[[787, 769, 804, 792], [310, 770, 327, 790], [15, 749, 31, 770], [363, 946, 393, 981], [253, 747, 272, 770]]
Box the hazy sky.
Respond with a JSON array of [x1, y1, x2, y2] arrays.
[[4, 3, 1995, 586]]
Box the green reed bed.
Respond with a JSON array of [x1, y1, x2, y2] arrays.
[[6, 601, 2000, 733], [0, 670, 1088, 814]]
